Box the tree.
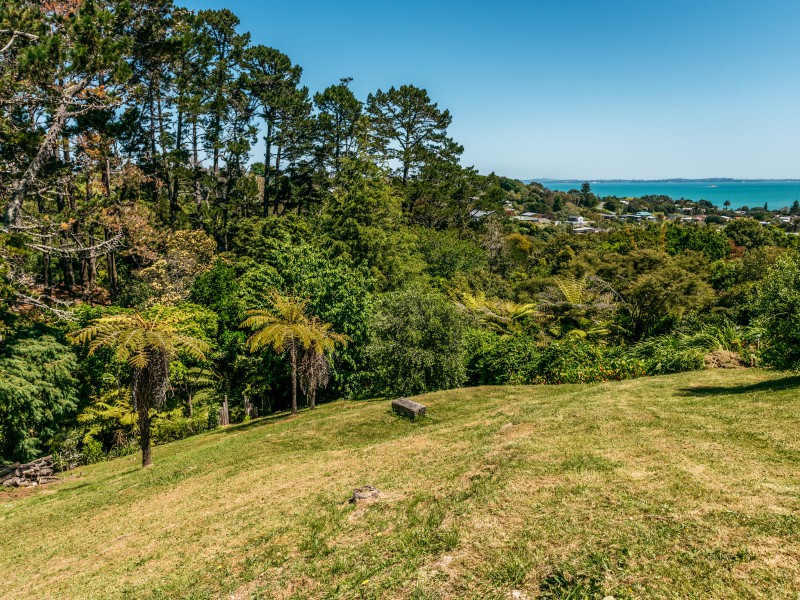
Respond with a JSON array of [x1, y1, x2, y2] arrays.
[[0, 328, 79, 462], [324, 158, 422, 290], [752, 254, 800, 370], [579, 182, 595, 208], [367, 286, 466, 396], [366, 85, 460, 185], [70, 308, 210, 467], [581, 250, 715, 339], [723, 200, 731, 210], [314, 78, 364, 176], [241, 291, 347, 415], [242, 44, 304, 216], [1, 0, 132, 227], [298, 323, 334, 409], [725, 218, 784, 249]]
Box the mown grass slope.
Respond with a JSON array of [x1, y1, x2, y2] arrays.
[[2, 370, 800, 599]]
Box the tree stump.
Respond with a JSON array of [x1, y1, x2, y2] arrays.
[[350, 485, 381, 503], [391, 397, 427, 420], [219, 395, 230, 426]]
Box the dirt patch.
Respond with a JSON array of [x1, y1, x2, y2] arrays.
[[704, 350, 747, 369]]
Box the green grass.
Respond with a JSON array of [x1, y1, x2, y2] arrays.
[[2, 370, 800, 599]]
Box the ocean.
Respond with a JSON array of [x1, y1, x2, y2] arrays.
[[534, 180, 800, 210]]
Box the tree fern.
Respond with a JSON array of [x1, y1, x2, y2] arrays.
[[69, 307, 210, 467]]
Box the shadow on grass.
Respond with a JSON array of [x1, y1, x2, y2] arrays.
[[678, 375, 800, 397], [206, 411, 293, 436]]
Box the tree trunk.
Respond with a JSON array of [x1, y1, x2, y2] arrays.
[[192, 120, 202, 209], [171, 102, 184, 225], [290, 342, 298, 415], [138, 405, 152, 468], [262, 120, 272, 217], [273, 145, 282, 215], [87, 230, 97, 305], [187, 393, 193, 418], [3, 103, 69, 227]]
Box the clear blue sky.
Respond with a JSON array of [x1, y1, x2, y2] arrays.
[[181, 0, 800, 180]]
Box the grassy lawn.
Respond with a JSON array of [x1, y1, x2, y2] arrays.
[[2, 369, 800, 599]]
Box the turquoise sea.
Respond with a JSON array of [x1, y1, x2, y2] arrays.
[[535, 180, 800, 210]]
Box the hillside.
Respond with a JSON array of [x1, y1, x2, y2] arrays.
[[2, 370, 799, 599]]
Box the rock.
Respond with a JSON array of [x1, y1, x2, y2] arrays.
[[392, 397, 427, 420], [350, 485, 381, 503]]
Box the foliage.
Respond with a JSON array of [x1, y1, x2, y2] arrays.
[[367, 286, 466, 396], [631, 320, 756, 375], [533, 340, 646, 385], [70, 306, 211, 466], [241, 290, 348, 414], [752, 254, 800, 370], [0, 327, 79, 462], [463, 329, 541, 386]]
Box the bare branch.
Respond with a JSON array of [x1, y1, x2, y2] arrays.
[[0, 30, 39, 54], [14, 292, 75, 321], [29, 231, 125, 258]]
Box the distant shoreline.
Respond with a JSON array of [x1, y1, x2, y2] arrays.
[[526, 179, 800, 209], [528, 178, 800, 184]]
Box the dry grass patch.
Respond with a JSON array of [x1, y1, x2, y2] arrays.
[[1, 370, 799, 598]]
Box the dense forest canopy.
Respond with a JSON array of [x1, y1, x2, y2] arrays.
[[1, 0, 800, 465]]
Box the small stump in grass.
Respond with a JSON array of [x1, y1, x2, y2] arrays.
[[350, 485, 381, 504], [392, 397, 426, 420]]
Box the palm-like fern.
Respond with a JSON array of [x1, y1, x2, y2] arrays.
[[241, 291, 348, 414], [69, 308, 210, 467], [457, 293, 538, 334], [541, 275, 617, 341]]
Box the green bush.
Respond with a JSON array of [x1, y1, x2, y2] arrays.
[[630, 320, 757, 375], [82, 439, 106, 464], [752, 254, 800, 370], [464, 329, 541, 386], [151, 410, 213, 445], [367, 286, 466, 396], [533, 340, 646, 384]]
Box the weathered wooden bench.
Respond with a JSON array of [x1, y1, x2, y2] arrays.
[[391, 397, 427, 420]]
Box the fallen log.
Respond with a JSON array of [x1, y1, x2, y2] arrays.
[[391, 397, 427, 420]]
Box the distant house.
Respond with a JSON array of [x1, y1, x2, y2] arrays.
[[625, 211, 657, 222], [568, 215, 586, 224], [469, 209, 494, 220], [513, 215, 553, 225]]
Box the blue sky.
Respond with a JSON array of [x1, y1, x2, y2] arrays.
[[181, 0, 800, 179]]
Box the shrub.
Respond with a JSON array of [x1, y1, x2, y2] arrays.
[[367, 286, 466, 396], [752, 254, 800, 370], [533, 340, 646, 384], [464, 329, 541, 386], [630, 320, 758, 375]]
